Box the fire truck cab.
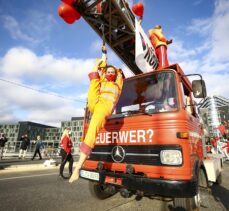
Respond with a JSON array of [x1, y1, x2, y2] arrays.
[[80, 64, 222, 210]]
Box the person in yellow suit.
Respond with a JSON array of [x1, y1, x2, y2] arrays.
[[69, 47, 124, 183], [148, 25, 172, 69]]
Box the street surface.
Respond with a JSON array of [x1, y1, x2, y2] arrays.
[[0, 160, 229, 211]]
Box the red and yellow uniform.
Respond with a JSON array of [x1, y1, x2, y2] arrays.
[[80, 67, 123, 155], [148, 26, 170, 68]]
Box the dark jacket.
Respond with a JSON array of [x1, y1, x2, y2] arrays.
[[0, 137, 8, 147], [35, 140, 44, 150], [20, 136, 30, 150]]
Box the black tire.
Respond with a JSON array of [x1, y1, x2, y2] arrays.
[[216, 172, 222, 185], [173, 168, 210, 211], [88, 181, 117, 200], [174, 197, 197, 211]]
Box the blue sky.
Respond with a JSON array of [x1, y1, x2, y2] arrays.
[[0, 0, 229, 126]]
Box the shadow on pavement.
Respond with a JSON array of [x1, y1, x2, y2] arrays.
[[211, 182, 229, 210], [0, 164, 11, 170], [0, 159, 23, 170], [0, 158, 60, 170]]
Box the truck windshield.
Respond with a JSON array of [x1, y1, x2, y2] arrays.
[[115, 71, 178, 115]]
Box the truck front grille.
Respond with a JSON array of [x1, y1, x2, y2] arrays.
[[88, 145, 181, 166]]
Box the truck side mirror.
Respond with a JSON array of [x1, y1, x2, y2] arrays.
[[192, 80, 207, 98]]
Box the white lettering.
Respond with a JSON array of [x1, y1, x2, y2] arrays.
[[112, 132, 119, 144], [96, 135, 100, 144], [119, 131, 128, 143], [96, 129, 154, 144], [137, 130, 146, 142], [129, 130, 136, 143], [147, 129, 154, 142], [106, 132, 111, 144], [100, 133, 105, 144]]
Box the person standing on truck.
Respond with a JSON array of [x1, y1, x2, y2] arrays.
[[59, 128, 74, 179], [148, 25, 172, 69], [69, 46, 124, 183]]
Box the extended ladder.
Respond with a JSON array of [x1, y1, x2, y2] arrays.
[[73, 0, 143, 75]]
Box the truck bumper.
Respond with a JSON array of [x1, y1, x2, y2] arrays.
[[81, 169, 198, 198], [122, 174, 197, 197]]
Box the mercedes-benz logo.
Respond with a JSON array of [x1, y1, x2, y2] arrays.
[[111, 146, 125, 163]]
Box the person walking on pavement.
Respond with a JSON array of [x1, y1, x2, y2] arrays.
[[18, 134, 30, 159], [0, 133, 8, 160], [69, 46, 124, 183], [31, 135, 45, 160], [59, 128, 74, 179], [148, 25, 172, 69]]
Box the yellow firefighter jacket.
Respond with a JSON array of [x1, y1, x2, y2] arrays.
[[148, 28, 167, 49], [82, 69, 123, 150]]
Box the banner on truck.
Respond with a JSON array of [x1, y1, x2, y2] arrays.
[[135, 18, 158, 72]]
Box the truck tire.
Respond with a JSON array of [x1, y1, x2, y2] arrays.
[[174, 197, 198, 211], [88, 181, 117, 200], [216, 172, 222, 185], [173, 168, 210, 211]]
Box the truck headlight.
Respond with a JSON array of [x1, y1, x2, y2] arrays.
[[160, 150, 182, 165]]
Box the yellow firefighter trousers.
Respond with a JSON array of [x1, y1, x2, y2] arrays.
[[84, 78, 113, 149]]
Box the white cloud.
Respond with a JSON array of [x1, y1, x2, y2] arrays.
[[0, 47, 94, 84], [168, 0, 229, 100], [1, 15, 36, 43], [187, 18, 212, 36], [24, 10, 56, 40], [186, 0, 229, 63], [0, 46, 135, 126], [1, 10, 56, 45], [0, 47, 94, 126], [203, 73, 229, 98], [26, 107, 84, 127], [207, 0, 229, 62], [0, 78, 85, 126], [169, 39, 197, 61]]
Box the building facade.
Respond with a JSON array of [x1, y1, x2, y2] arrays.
[[61, 117, 84, 151], [199, 95, 229, 137], [0, 117, 84, 153], [0, 121, 55, 152]]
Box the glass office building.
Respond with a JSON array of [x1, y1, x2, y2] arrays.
[[0, 117, 84, 153], [199, 95, 229, 137]]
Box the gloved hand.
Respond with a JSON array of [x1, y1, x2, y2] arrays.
[[117, 68, 125, 79], [166, 39, 173, 45], [102, 45, 107, 54], [92, 58, 105, 72]]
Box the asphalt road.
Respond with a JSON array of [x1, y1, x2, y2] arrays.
[[0, 161, 229, 211]]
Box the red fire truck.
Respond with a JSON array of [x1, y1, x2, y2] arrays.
[[58, 1, 223, 210], [80, 63, 222, 210]]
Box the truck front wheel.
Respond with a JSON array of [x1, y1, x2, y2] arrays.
[[216, 172, 222, 185], [173, 168, 210, 211], [88, 181, 117, 200]]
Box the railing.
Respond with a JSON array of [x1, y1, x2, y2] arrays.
[[1, 141, 80, 158]]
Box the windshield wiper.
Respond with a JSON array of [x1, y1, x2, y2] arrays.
[[141, 109, 154, 116], [119, 109, 153, 116]]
